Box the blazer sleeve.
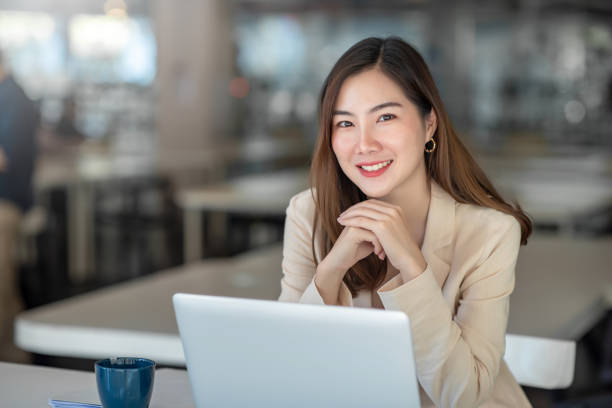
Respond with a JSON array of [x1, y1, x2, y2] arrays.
[[378, 215, 521, 408], [278, 192, 353, 306]]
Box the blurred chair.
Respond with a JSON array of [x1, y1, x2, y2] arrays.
[[17, 205, 56, 308], [505, 334, 576, 389], [573, 204, 612, 237], [602, 306, 612, 384], [18, 206, 47, 270], [94, 175, 182, 284]]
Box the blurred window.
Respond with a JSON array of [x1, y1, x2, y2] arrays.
[[69, 15, 156, 85], [235, 12, 425, 88], [232, 10, 426, 138], [0, 11, 65, 85]]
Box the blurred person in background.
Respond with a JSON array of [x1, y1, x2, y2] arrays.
[[54, 94, 85, 143], [280, 37, 533, 407], [0, 48, 38, 363], [38, 93, 85, 154]]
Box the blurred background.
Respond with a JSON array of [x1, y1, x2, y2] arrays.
[[0, 0, 611, 406]]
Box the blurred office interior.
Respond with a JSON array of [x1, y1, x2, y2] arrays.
[[0, 0, 611, 406]]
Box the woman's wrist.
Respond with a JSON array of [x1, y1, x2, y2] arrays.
[[316, 258, 347, 280], [314, 260, 346, 305], [398, 252, 428, 282]]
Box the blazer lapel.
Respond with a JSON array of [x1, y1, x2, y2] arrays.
[[420, 181, 455, 288]]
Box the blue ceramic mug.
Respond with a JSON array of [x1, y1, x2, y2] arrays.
[[95, 357, 156, 408]]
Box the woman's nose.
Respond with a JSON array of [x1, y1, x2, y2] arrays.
[[357, 127, 381, 153]]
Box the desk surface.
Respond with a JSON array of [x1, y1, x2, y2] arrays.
[[480, 152, 612, 226], [0, 362, 194, 408], [510, 235, 612, 339], [494, 174, 612, 225], [35, 152, 158, 191], [176, 169, 309, 214], [16, 244, 283, 365], [15, 235, 612, 365]]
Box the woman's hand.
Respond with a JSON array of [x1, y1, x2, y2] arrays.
[[319, 223, 386, 276], [337, 199, 427, 280], [314, 223, 386, 305]]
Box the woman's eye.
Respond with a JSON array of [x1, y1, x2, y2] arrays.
[[336, 120, 353, 128], [378, 113, 395, 122]]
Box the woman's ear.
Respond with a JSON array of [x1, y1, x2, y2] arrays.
[[425, 108, 437, 138]]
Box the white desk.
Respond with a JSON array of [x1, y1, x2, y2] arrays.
[[15, 236, 611, 387], [510, 235, 612, 340], [495, 174, 612, 233], [479, 153, 612, 234], [0, 362, 194, 407], [177, 169, 308, 262], [16, 244, 283, 365]]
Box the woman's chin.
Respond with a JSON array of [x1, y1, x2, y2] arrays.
[[359, 185, 392, 199]]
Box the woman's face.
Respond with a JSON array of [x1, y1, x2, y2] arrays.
[[331, 68, 436, 199]]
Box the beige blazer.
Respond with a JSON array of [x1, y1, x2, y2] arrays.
[[279, 181, 532, 408]]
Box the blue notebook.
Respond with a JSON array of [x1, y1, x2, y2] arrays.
[[48, 400, 101, 408]]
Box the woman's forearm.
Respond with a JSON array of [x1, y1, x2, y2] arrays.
[[313, 261, 346, 305]]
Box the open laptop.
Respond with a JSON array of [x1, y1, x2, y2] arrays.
[[173, 293, 420, 408]]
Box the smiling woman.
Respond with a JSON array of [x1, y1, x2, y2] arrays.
[[279, 37, 534, 408], [331, 69, 436, 201]]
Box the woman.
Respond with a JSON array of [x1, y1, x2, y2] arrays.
[[279, 37, 533, 407]]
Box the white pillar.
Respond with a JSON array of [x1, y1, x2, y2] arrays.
[[153, 0, 234, 175]]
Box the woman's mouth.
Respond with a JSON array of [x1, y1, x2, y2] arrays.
[[356, 159, 393, 177]]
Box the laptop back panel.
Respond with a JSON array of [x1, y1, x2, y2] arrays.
[[173, 293, 420, 408]]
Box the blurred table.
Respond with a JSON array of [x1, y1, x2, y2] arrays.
[[176, 168, 308, 262], [0, 362, 194, 408], [16, 245, 283, 365], [17, 235, 610, 361], [480, 152, 612, 234], [497, 174, 612, 233], [35, 151, 159, 283], [510, 235, 612, 340]]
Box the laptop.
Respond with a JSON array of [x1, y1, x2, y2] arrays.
[[173, 293, 421, 408]]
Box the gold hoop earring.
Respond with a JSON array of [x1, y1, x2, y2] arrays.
[[425, 138, 436, 153]]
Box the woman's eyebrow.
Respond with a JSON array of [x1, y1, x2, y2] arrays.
[[332, 101, 403, 116], [332, 109, 353, 116], [369, 101, 402, 113]]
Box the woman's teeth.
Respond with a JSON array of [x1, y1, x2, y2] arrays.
[[360, 160, 392, 172]]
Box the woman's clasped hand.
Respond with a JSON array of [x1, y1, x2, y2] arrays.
[[336, 199, 427, 281]]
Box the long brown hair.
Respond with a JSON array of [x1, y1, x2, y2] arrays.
[[309, 37, 533, 296]]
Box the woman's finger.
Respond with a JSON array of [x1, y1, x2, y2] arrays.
[[355, 227, 387, 261], [350, 226, 384, 256], [340, 199, 401, 218], [339, 216, 381, 234], [338, 206, 389, 222]]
